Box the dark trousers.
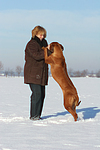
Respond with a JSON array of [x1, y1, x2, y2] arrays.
[[29, 83, 45, 118]]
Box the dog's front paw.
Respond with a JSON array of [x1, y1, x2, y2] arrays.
[[42, 47, 45, 50]]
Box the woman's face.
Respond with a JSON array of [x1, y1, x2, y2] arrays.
[[36, 32, 44, 41]]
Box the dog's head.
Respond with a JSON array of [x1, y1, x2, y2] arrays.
[[49, 42, 64, 53]]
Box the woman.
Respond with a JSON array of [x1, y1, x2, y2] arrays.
[[24, 26, 51, 120]]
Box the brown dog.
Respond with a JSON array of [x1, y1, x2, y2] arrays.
[[43, 42, 81, 121]]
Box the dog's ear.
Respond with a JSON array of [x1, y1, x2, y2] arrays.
[[50, 44, 54, 53], [60, 44, 64, 51]]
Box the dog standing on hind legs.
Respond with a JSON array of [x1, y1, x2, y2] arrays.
[[42, 42, 81, 121]]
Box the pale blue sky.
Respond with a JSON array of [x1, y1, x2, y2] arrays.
[[0, 0, 100, 72]]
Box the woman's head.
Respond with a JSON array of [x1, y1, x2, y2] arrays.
[[32, 26, 47, 40]]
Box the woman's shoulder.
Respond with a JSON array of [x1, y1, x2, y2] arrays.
[[27, 38, 39, 46], [25, 39, 39, 51]]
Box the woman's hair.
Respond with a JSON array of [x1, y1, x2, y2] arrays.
[[32, 26, 47, 38]]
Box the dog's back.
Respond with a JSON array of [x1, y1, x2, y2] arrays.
[[50, 45, 76, 93]]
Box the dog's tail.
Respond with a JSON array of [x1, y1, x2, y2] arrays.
[[75, 95, 81, 106], [77, 101, 81, 106]]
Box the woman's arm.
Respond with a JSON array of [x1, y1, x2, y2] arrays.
[[25, 42, 44, 61]]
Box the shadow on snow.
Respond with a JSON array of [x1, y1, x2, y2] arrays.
[[77, 107, 100, 120], [42, 107, 100, 120]]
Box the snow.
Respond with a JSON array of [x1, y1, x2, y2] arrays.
[[0, 76, 100, 150]]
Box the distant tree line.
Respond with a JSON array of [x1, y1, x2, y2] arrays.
[[0, 61, 100, 78], [0, 61, 23, 77], [68, 68, 100, 78]]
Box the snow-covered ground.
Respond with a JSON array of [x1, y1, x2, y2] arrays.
[[0, 76, 100, 150]]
